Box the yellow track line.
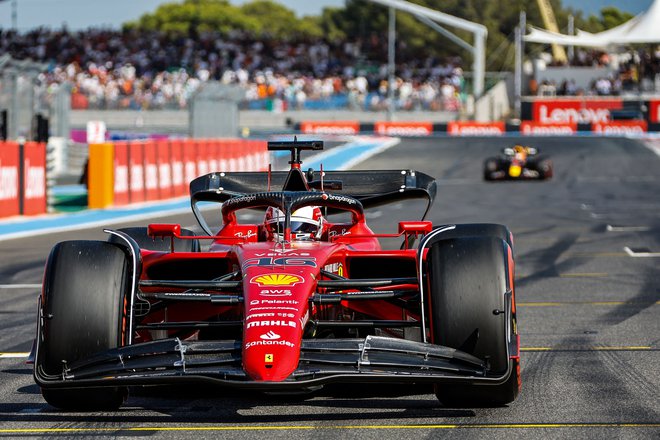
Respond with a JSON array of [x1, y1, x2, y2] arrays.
[[1, 423, 659, 433], [522, 346, 653, 352], [559, 273, 609, 278], [518, 300, 660, 307]]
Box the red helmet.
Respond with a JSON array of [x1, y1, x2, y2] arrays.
[[264, 206, 323, 241]]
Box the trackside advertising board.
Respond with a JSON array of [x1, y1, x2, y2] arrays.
[[447, 121, 505, 136], [649, 100, 660, 123], [21, 142, 47, 216], [113, 141, 129, 206], [0, 142, 20, 218], [374, 121, 433, 136], [532, 99, 622, 124], [520, 121, 577, 135], [300, 121, 360, 135], [593, 120, 647, 135]]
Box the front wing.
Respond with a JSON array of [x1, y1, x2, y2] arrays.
[[35, 335, 513, 390]]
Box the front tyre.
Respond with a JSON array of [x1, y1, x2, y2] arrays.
[[36, 241, 130, 410], [427, 236, 519, 407]]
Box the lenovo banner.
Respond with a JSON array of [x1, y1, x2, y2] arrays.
[[520, 121, 577, 135], [374, 121, 433, 136], [0, 142, 20, 218], [300, 121, 360, 135], [593, 120, 647, 135], [532, 99, 623, 124], [447, 121, 505, 136]]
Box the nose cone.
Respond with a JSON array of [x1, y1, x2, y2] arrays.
[[242, 319, 302, 381], [508, 164, 522, 178]]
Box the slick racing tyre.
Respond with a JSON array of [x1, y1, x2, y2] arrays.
[[427, 236, 519, 407], [430, 223, 513, 254], [37, 241, 130, 410], [536, 157, 553, 179], [108, 226, 201, 252], [483, 158, 499, 181]]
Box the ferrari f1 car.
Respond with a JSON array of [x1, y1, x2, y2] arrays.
[[33, 139, 520, 410], [484, 145, 553, 180]]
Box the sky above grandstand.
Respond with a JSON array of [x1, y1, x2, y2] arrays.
[[0, 0, 344, 30], [0, 0, 652, 31]]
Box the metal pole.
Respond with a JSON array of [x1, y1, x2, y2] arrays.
[[568, 15, 574, 62], [473, 31, 485, 98], [514, 25, 521, 120], [11, 0, 16, 29], [387, 6, 396, 121]]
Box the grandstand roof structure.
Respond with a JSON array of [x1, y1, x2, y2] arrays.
[[524, 0, 660, 47]]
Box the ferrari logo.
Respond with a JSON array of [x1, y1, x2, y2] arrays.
[[265, 354, 274, 363]]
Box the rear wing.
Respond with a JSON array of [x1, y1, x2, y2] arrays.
[[190, 170, 437, 210], [190, 170, 437, 235]]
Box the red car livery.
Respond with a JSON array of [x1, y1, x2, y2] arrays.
[[33, 140, 520, 410]]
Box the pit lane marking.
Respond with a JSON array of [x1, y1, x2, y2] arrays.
[[1, 423, 658, 433], [624, 247, 660, 257], [0, 353, 30, 358]]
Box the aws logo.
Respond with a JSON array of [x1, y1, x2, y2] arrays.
[[250, 274, 304, 287]]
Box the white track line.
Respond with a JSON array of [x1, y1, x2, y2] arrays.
[[624, 247, 660, 257], [0, 284, 41, 289], [0, 353, 30, 358], [607, 225, 651, 232]]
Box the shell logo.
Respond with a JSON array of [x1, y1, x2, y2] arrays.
[[250, 274, 304, 287]]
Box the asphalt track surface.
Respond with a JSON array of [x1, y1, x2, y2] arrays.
[[0, 136, 659, 439]]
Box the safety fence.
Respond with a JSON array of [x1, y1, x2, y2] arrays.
[[87, 138, 268, 209], [0, 141, 47, 219]]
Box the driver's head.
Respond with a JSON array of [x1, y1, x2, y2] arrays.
[[264, 206, 323, 241]]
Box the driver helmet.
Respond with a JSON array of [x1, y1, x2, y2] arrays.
[[264, 206, 323, 241]]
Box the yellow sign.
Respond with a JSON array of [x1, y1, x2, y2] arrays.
[[251, 274, 303, 287], [265, 354, 273, 363]]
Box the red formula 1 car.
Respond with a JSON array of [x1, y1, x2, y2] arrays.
[[33, 140, 520, 410], [484, 145, 553, 180]]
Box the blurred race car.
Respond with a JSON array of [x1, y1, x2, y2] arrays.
[[484, 145, 553, 180], [32, 139, 520, 410]]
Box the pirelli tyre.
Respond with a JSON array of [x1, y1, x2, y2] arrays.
[[535, 157, 553, 179], [483, 158, 500, 181], [427, 236, 519, 407], [108, 226, 201, 252], [36, 241, 130, 410]]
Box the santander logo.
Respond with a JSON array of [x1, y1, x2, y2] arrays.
[[260, 331, 281, 340]]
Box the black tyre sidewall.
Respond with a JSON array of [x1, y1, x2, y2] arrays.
[[38, 240, 130, 410], [428, 236, 509, 374]]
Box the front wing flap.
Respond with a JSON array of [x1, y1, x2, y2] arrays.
[[35, 336, 511, 390]]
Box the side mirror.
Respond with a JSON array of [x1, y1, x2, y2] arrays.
[[147, 223, 181, 238]]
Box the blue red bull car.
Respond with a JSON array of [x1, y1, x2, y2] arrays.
[[33, 139, 520, 410], [484, 145, 553, 180]]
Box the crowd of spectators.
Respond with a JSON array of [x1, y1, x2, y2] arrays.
[[533, 47, 660, 96], [1, 27, 466, 112]]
